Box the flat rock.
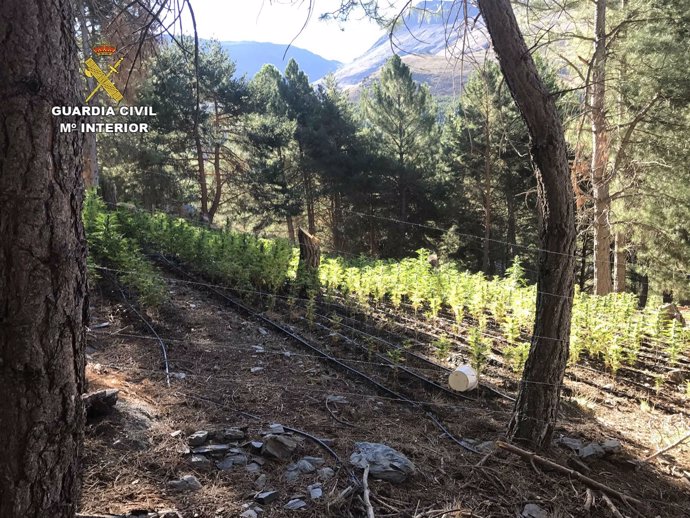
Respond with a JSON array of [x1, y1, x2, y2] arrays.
[[192, 444, 231, 455], [251, 367, 264, 373], [602, 439, 622, 454], [214, 428, 245, 441], [168, 474, 202, 492], [307, 483, 323, 500], [350, 442, 415, 483], [558, 437, 583, 451], [268, 423, 285, 434], [240, 510, 258, 518], [301, 456, 325, 467], [295, 459, 316, 473], [262, 434, 297, 459], [284, 499, 307, 510], [246, 462, 262, 474], [522, 503, 548, 518], [189, 454, 212, 471], [188, 431, 209, 447], [317, 467, 335, 481], [216, 458, 235, 471], [255, 491, 279, 504], [83, 389, 119, 417], [578, 442, 605, 460]]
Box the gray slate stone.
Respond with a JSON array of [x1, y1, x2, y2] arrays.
[[246, 462, 262, 474], [350, 442, 415, 483], [284, 499, 307, 510], [192, 444, 231, 455], [83, 389, 119, 417], [254, 474, 267, 490], [189, 454, 212, 471], [240, 511, 257, 518], [317, 467, 335, 481], [308, 483, 323, 500], [522, 503, 548, 518], [295, 459, 316, 473], [168, 474, 202, 492], [578, 442, 606, 459], [262, 434, 297, 459], [602, 439, 622, 454], [214, 428, 245, 441], [255, 491, 279, 504], [558, 437, 583, 451], [301, 456, 325, 467], [188, 431, 209, 447], [268, 423, 285, 434]]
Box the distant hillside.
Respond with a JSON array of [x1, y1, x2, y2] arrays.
[[219, 41, 341, 81], [327, 0, 489, 99]]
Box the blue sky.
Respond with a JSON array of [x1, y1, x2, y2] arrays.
[[177, 0, 409, 62]]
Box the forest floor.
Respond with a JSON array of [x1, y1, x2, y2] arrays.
[[79, 271, 690, 518]]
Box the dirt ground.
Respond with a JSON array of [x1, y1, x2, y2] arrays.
[[79, 274, 690, 518]]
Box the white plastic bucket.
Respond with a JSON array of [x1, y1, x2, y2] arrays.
[[448, 365, 478, 392]]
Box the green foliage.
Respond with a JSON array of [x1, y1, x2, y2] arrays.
[[117, 208, 297, 297], [83, 192, 166, 306], [432, 335, 452, 360]]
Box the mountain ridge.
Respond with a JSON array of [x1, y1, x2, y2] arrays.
[[218, 40, 341, 81], [325, 0, 488, 98]]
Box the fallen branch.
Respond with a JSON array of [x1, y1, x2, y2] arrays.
[[496, 441, 641, 507], [641, 430, 690, 463], [601, 493, 625, 518], [362, 464, 376, 518], [328, 485, 355, 509]]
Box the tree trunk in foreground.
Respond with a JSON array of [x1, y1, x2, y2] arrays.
[[477, 0, 577, 450], [0, 0, 88, 515], [77, 0, 99, 188]]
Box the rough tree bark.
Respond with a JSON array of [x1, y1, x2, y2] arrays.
[[0, 0, 88, 516], [477, 0, 577, 449], [590, 0, 613, 295], [77, 0, 99, 189]]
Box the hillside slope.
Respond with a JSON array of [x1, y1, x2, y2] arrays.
[[328, 0, 489, 98], [220, 40, 341, 81]]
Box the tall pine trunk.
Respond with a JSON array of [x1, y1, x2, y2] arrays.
[[613, 232, 627, 292], [482, 92, 493, 274], [590, 0, 613, 295], [195, 134, 209, 219], [0, 0, 88, 515], [77, 0, 99, 188], [209, 142, 222, 223], [477, 0, 577, 450]]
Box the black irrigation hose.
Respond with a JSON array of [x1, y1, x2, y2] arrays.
[[112, 277, 171, 387], [310, 304, 516, 402], [155, 254, 481, 455], [310, 319, 476, 402]]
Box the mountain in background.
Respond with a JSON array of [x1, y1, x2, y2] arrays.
[[220, 41, 341, 81], [326, 0, 489, 99]]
